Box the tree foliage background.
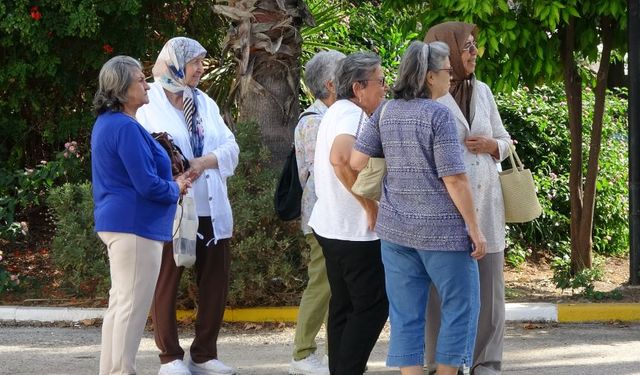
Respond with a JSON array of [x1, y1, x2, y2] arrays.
[[0, 0, 632, 300]]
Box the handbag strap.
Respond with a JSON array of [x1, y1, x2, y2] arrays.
[[172, 195, 184, 239], [506, 144, 525, 171], [379, 100, 391, 123]]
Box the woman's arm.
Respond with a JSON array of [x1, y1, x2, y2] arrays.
[[330, 134, 378, 230], [442, 173, 487, 259], [350, 149, 371, 172], [117, 124, 181, 204], [465, 85, 512, 161]]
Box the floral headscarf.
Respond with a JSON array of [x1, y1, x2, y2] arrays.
[[425, 22, 478, 124], [152, 37, 207, 157]]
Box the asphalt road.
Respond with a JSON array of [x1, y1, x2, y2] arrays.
[[0, 322, 638, 374]]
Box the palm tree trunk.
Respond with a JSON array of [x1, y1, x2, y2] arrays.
[[214, 0, 314, 165]]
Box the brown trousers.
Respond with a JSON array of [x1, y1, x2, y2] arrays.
[[151, 217, 231, 364]]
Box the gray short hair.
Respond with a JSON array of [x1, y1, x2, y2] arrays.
[[93, 55, 142, 114], [335, 52, 381, 100], [392, 41, 449, 100], [304, 50, 346, 100]]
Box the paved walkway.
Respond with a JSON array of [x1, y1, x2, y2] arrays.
[[0, 322, 639, 375]]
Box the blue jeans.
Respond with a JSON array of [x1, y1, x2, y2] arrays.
[[381, 240, 480, 368]]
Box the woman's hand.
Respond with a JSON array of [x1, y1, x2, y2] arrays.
[[175, 173, 192, 195], [188, 154, 219, 180], [175, 169, 198, 195], [364, 199, 379, 231], [468, 226, 487, 260], [465, 136, 498, 158]]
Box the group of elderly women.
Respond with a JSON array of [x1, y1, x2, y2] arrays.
[[89, 19, 510, 375], [306, 21, 511, 375]]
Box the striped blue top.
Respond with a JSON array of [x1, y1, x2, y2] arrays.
[[354, 99, 471, 251]]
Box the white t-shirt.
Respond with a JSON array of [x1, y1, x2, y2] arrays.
[[308, 99, 378, 242]]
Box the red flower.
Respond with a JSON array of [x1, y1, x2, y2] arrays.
[[30, 6, 42, 21], [103, 44, 114, 54]]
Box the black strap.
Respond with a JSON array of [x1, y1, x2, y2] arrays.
[[298, 111, 318, 120]]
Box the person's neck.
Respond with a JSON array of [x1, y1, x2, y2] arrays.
[[320, 97, 335, 107], [164, 89, 183, 110], [349, 97, 371, 116], [122, 106, 137, 119]]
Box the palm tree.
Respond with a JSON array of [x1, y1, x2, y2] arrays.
[[213, 0, 315, 164]]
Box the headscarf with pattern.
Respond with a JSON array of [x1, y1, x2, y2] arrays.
[[424, 21, 478, 124], [152, 37, 207, 157]]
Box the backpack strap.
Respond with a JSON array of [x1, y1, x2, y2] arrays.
[[298, 111, 318, 120]]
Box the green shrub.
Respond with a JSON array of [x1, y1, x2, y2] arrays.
[[226, 122, 307, 307], [0, 0, 226, 170], [0, 249, 21, 295], [46, 182, 108, 296], [0, 141, 89, 239], [496, 84, 629, 261], [551, 251, 604, 294]]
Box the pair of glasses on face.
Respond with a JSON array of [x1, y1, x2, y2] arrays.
[[462, 40, 477, 53], [362, 77, 386, 87], [436, 67, 454, 75]]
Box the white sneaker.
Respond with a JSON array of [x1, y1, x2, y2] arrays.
[[189, 359, 236, 375], [158, 359, 191, 375], [289, 353, 330, 375]]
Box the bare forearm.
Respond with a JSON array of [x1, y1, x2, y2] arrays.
[[189, 153, 218, 178], [333, 164, 376, 208]]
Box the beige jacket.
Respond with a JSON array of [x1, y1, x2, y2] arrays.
[[437, 80, 511, 253]]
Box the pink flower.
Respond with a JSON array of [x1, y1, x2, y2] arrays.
[[103, 44, 114, 54]]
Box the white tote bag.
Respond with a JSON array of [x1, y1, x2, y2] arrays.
[[172, 192, 198, 267]]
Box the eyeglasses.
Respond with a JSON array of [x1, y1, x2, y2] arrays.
[[436, 67, 454, 75], [462, 40, 477, 53], [362, 77, 386, 87]]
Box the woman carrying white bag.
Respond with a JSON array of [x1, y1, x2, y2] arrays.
[[137, 37, 240, 375]]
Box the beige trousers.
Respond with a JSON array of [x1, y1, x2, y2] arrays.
[[426, 252, 505, 375], [98, 232, 163, 375]]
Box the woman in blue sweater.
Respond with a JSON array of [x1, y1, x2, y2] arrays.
[[91, 55, 191, 375]]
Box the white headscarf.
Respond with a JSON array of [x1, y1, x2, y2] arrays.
[[152, 37, 207, 156]]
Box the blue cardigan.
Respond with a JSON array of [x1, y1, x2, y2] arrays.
[[91, 111, 180, 241]]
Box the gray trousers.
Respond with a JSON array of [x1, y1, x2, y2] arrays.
[[425, 252, 505, 375]]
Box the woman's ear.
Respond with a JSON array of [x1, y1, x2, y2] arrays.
[[426, 71, 435, 88], [325, 80, 336, 94], [352, 81, 363, 103]]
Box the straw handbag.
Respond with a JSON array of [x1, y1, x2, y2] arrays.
[[498, 145, 542, 223], [351, 158, 387, 200]]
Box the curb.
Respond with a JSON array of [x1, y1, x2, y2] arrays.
[[1, 303, 639, 324]]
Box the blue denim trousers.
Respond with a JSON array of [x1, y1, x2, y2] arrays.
[[381, 240, 480, 368]]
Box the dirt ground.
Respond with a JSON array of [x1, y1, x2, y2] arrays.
[[504, 255, 640, 303]]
